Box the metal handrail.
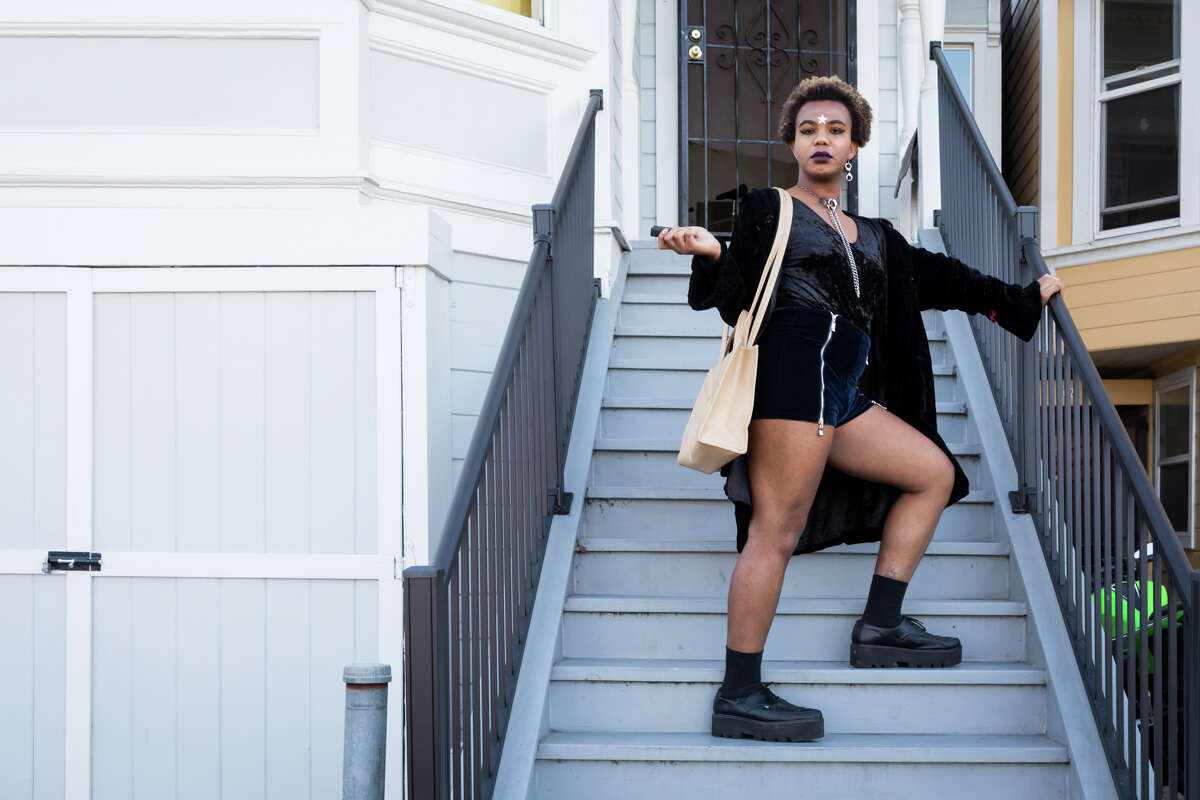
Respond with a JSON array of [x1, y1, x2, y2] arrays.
[[403, 89, 604, 800], [931, 41, 1198, 799]]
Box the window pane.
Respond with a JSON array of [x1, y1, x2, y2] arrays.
[[1101, 83, 1179, 230], [1159, 462, 1189, 532], [1157, 385, 1190, 459], [944, 48, 972, 108], [1103, 0, 1180, 79]]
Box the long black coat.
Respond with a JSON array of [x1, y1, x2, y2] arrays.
[[686, 186, 1044, 556]]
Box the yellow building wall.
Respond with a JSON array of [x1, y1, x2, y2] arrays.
[[472, 0, 533, 16], [1057, 248, 1200, 352]]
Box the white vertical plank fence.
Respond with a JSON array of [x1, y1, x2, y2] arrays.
[[0, 266, 406, 800]]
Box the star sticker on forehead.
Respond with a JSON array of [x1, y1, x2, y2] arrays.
[[817, 114, 827, 124]]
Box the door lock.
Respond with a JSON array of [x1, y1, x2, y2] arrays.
[[43, 550, 102, 573]]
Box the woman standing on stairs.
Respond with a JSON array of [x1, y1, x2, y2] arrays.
[[656, 75, 1064, 743]]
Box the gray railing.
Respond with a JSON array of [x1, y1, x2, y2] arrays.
[[403, 89, 604, 800], [930, 42, 1198, 799]]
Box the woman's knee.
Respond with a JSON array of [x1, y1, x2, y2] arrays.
[[747, 504, 810, 556], [928, 452, 956, 498]]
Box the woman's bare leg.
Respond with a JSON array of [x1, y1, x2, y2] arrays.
[[825, 405, 956, 582], [726, 417, 834, 652]]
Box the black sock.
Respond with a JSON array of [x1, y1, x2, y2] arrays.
[[720, 646, 764, 698], [863, 573, 908, 628]]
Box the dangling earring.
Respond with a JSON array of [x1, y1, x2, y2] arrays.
[[844, 160, 854, 182]]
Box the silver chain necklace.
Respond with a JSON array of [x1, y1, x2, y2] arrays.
[[795, 184, 860, 298]]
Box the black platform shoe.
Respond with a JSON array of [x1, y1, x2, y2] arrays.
[[711, 682, 824, 742], [849, 614, 963, 668]]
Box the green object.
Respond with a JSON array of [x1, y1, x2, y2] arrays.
[[1092, 580, 1186, 671]]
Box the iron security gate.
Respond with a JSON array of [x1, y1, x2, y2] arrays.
[[680, 0, 858, 235]]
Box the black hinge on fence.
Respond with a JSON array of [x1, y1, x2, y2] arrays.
[[1008, 486, 1037, 514], [43, 551, 102, 573]]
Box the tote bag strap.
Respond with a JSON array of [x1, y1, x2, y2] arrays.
[[745, 187, 793, 346], [717, 186, 794, 356]]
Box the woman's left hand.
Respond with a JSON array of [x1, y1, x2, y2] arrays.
[[1037, 274, 1065, 307]]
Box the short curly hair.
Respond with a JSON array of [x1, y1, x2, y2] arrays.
[[777, 75, 872, 148]]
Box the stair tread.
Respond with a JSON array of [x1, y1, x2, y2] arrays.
[[536, 731, 1069, 762], [585, 486, 997, 504], [551, 656, 1046, 684], [601, 396, 968, 414], [563, 594, 1027, 616], [627, 262, 692, 275], [593, 437, 982, 455], [574, 537, 1009, 556], [609, 357, 956, 375], [613, 323, 948, 342]]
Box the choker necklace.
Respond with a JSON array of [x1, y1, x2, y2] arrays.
[[795, 183, 860, 298]]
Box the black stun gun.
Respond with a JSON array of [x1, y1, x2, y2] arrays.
[[650, 225, 672, 237]]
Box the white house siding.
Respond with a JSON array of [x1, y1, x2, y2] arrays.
[[91, 291, 377, 556], [0, 292, 68, 799], [447, 254, 526, 491], [90, 577, 377, 799]]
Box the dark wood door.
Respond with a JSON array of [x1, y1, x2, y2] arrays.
[[680, 0, 858, 235]]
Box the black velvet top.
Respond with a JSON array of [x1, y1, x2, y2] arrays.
[[686, 185, 1046, 556], [776, 194, 886, 334]]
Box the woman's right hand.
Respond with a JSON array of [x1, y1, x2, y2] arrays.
[[657, 226, 721, 261]]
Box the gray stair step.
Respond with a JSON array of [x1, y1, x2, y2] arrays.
[[607, 357, 957, 375], [580, 492, 997, 543], [626, 259, 693, 276], [584, 485, 996, 503], [564, 594, 1025, 616], [574, 537, 1009, 555], [589, 445, 985, 493], [561, 595, 1028, 661], [535, 730, 1069, 763], [548, 657, 1047, 735], [598, 401, 972, 441], [534, 737, 1067, 800], [600, 396, 967, 414], [571, 538, 1010, 599], [610, 325, 951, 365], [551, 655, 1044, 683], [605, 363, 962, 403], [593, 437, 981, 454]]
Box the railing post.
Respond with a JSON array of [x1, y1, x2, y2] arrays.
[[533, 201, 574, 515], [1189, 570, 1200, 798], [343, 663, 392, 800], [403, 568, 449, 799], [1010, 205, 1040, 514]]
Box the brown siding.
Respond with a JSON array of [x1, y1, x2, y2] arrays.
[[1001, 0, 1041, 207]]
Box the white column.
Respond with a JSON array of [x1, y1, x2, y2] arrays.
[[621, 0, 640, 239], [897, 0, 923, 236], [398, 211, 454, 570], [918, 0, 946, 231]]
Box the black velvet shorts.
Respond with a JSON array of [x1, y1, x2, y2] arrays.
[[750, 302, 883, 433]]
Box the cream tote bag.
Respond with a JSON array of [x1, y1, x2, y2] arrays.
[[677, 186, 794, 474]]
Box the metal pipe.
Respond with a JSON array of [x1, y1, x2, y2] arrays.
[[343, 663, 392, 800]]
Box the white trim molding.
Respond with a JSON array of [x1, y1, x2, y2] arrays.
[[1153, 365, 1197, 550], [1071, 0, 1198, 248]]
